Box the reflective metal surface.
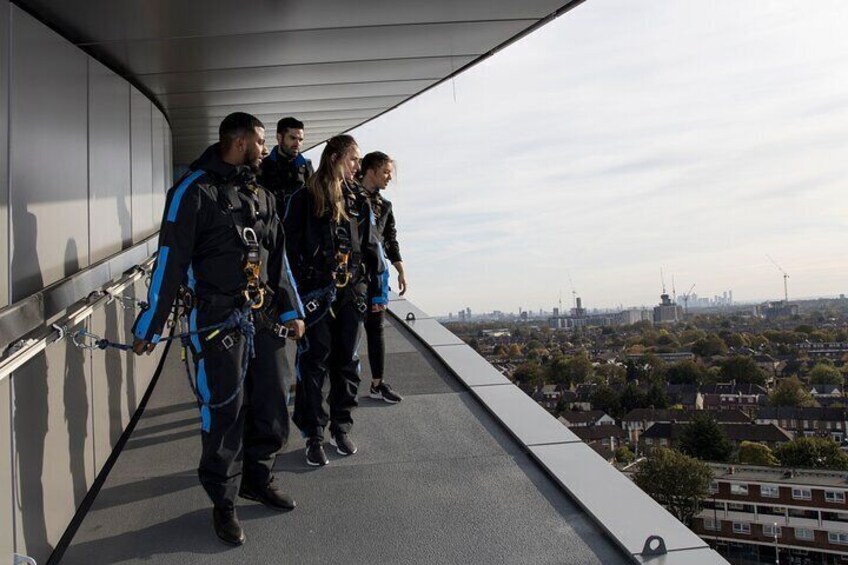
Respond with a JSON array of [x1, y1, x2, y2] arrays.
[[11, 0, 583, 164]]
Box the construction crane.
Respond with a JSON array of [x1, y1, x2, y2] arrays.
[[660, 268, 667, 295], [681, 284, 696, 313], [567, 271, 577, 309], [672, 275, 677, 304], [766, 254, 789, 303]]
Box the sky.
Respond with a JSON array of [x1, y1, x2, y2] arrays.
[[308, 0, 848, 316]]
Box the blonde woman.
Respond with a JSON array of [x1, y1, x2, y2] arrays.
[[284, 134, 385, 466]]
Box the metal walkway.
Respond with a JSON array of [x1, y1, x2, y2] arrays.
[[58, 316, 627, 564]]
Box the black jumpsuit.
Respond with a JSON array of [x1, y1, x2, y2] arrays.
[[259, 146, 313, 216], [362, 189, 399, 380], [283, 182, 385, 440], [133, 143, 304, 509]]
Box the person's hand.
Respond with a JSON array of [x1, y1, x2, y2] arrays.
[[371, 303, 387, 313], [394, 261, 408, 296], [285, 319, 305, 340], [133, 338, 155, 356]]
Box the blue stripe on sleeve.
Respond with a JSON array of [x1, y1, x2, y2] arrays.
[[197, 359, 211, 432], [278, 310, 298, 323], [134, 246, 171, 339], [166, 170, 205, 223]]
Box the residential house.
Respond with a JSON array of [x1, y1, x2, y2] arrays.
[[755, 407, 847, 442], [621, 408, 751, 444]]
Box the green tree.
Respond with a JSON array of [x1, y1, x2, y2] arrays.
[[507, 344, 523, 359], [615, 446, 635, 465], [633, 448, 712, 526], [565, 351, 594, 385], [665, 360, 707, 386], [619, 382, 647, 414], [808, 363, 844, 386], [719, 356, 766, 386], [691, 334, 728, 357], [513, 362, 544, 388], [645, 383, 670, 409], [590, 384, 621, 417], [679, 414, 733, 462], [770, 377, 815, 407], [737, 441, 778, 466], [774, 437, 848, 470], [546, 354, 572, 387]]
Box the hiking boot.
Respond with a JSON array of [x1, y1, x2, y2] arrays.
[[239, 476, 296, 511], [370, 381, 403, 404], [330, 432, 358, 456], [306, 438, 329, 466], [213, 507, 245, 546]]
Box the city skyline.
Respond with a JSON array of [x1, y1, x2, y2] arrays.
[[307, 1, 848, 316]]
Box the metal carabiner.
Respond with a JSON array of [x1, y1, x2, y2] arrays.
[[242, 227, 259, 246]]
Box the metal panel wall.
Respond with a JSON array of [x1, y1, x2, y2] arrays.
[[130, 88, 154, 242], [89, 59, 132, 263], [151, 110, 165, 231], [9, 6, 89, 302], [0, 0, 9, 310], [89, 298, 137, 470], [12, 321, 94, 564], [0, 377, 13, 565]]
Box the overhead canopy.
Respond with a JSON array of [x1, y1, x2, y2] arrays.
[[14, 0, 581, 164]]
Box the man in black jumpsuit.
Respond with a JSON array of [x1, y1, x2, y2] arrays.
[[132, 112, 305, 546], [259, 116, 313, 215]]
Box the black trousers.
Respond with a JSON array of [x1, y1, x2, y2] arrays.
[[293, 297, 364, 440], [189, 305, 291, 509], [364, 308, 385, 381]]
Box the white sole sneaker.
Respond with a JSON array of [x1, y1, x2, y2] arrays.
[[329, 436, 357, 455]]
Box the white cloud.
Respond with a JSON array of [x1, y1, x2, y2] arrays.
[[314, 0, 848, 315]]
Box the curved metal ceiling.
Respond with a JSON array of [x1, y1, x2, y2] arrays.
[[12, 0, 584, 163]]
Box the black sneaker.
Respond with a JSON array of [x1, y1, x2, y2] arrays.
[[306, 438, 329, 466], [370, 382, 403, 404], [239, 476, 296, 511], [213, 507, 245, 546], [330, 432, 357, 456]]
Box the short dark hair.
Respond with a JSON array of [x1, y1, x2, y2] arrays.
[[277, 117, 304, 135], [219, 112, 264, 150], [359, 151, 393, 178]]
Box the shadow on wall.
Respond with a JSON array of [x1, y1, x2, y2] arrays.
[[11, 208, 52, 556], [64, 239, 89, 509]]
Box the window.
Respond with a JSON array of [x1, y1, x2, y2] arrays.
[[645, 438, 654, 446], [760, 485, 780, 498], [763, 524, 782, 538], [728, 503, 745, 511], [709, 481, 719, 494], [792, 487, 812, 500], [704, 518, 720, 531], [730, 483, 749, 496], [826, 491, 846, 504], [795, 528, 814, 541], [659, 438, 668, 446], [829, 532, 848, 545], [732, 522, 751, 535]]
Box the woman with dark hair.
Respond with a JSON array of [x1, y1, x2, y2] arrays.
[[284, 134, 385, 466], [358, 151, 406, 404]]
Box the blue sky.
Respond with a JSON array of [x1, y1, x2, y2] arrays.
[[309, 0, 848, 316]]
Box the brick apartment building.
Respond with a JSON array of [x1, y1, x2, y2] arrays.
[[693, 463, 848, 564]]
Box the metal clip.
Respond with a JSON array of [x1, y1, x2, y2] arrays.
[[305, 299, 319, 313], [51, 323, 67, 341], [220, 334, 235, 351], [273, 324, 290, 339], [405, 312, 416, 322], [14, 554, 37, 565], [242, 227, 258, 246]]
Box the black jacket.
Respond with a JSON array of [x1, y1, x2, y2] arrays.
[[283, 182, 386, 305], [259, 147, 313, 215], [133, 144, 303, 343], [362, 189, 402, 264]]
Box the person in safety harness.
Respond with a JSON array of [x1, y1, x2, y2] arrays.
[[356, 151, 407, 404], [131, 112, 305, 547], [284, 134, 386, 467], [259, 116, 313, 215]]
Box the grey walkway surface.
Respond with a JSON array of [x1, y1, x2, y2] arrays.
[[59, 317, 629, 564]]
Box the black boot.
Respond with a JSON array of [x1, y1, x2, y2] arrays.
[[239, 476, 296, 511], [213, 507, 245, 546]]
